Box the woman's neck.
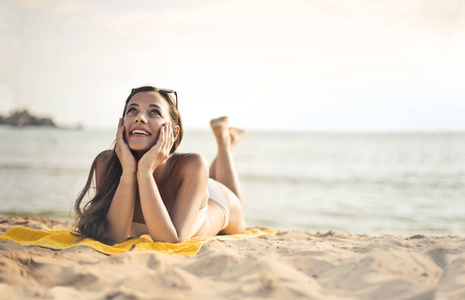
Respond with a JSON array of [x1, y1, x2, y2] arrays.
[[135, 152, 173, 180]]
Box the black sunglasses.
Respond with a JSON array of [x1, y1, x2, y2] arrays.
[[158, 88, 178, 110], [130, 87, 178, 110]]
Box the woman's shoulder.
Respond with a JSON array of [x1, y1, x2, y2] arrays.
[[172, 152, 208, 166], [171, 152, 208, 174]]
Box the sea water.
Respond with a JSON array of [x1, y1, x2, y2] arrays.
[[0, 126, 464, 236]]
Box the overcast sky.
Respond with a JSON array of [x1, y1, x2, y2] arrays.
[[1, 0, 464, 131]]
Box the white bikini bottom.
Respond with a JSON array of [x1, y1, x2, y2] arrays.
[[207, 178, 230, 230]]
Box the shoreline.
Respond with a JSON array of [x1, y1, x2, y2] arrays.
[[1, 216, 464, 299], [1, 214, 462, 238]]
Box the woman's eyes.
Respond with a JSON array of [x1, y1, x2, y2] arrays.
[[127, 107, 138, 114], [126, 108, 161, 117], [150, 109, 161, 116]]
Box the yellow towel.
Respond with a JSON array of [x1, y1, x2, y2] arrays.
[[0, 226, 276, 257]]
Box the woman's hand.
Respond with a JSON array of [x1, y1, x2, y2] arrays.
[[138, 122, 175, 174], [115, 118, 137, 174]]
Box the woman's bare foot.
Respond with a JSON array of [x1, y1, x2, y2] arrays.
[[211, 116, 247, 150], [210, 116, 230, 146], [229, 127, 247, 149], [210, 116, 229, 132]]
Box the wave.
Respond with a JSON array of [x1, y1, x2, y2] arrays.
[[0, 210, 74, 220], [240, 172, 465, 189], [0, 163, 89, 174]]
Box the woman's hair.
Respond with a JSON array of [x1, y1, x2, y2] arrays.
[[73, 86, 183, 244]]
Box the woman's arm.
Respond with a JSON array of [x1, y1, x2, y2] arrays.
[[168, 154, 209, 240], [106, 119, 138, 243], [138, 154, 208, 243], [106, 170, 137, 243]]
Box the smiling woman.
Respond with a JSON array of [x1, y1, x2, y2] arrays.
[[73, 86, 246, 244], [123, 92, 179, 156]]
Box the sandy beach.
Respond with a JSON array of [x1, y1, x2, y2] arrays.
[[0, 216, 464, 299]]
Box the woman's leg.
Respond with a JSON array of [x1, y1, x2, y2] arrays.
[[209, 116, 247, 203], [209, 127, 247, 180]]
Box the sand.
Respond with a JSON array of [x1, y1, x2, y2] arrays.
[[1, 216, 464, 299]]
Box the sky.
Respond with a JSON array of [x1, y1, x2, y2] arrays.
[[1, 0, 465, 131]]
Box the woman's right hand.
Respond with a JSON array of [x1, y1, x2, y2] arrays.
[[115, 118, 137, 174]]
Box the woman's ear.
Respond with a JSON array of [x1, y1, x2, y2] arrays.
[[172, 125, 180, 142]]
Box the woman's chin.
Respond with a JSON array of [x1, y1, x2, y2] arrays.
[[128, 144, 150, 156]]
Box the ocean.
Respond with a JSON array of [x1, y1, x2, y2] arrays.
[[1, 126, 464, 236]]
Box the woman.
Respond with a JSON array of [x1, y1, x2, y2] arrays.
[[74, 86, 246, 244]]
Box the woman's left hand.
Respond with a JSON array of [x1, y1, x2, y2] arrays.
[[138, 122, 175, 174]]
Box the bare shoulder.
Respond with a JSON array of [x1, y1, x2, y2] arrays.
[[171, 153, 208, 176]]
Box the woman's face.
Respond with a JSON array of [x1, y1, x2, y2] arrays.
[[123, 91, 176, 154]]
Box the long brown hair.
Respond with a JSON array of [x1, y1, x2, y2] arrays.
[[73, 86, 183, 244]]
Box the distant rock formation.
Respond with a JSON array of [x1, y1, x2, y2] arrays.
[[0, 110, 56, 127]]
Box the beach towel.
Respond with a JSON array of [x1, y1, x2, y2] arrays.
[[0, 226, 276, 257]]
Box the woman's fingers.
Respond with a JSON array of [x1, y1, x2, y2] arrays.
[[168, 123, 175, 149], [160, 123, 168, 154], [138, 122, 176, 172], [117, 118, 122, 133], [115, 118, 136, 172], [163, 122, 174, 153], [154, 122, 172, 155], [165, 122, 170, 147], [116, 118, 124, 143], [116, 118, 130, 154]]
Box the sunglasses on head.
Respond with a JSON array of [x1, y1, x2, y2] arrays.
[[130, 87, 178, 110], [158, 88, 178, 110]]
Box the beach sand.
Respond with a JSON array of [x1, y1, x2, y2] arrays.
[[1, 216, 464, 299]]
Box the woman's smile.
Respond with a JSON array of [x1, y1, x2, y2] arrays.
[[126, 126, 158, 149], [129, 127, 152, 137]]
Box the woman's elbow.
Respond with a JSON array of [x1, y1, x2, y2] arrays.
[[105, 226, 128, 244], [151, 235, 182, 244], [170, 237, 184, 244], [108, 233, 126, 245], [151, 231, 193, 243]]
